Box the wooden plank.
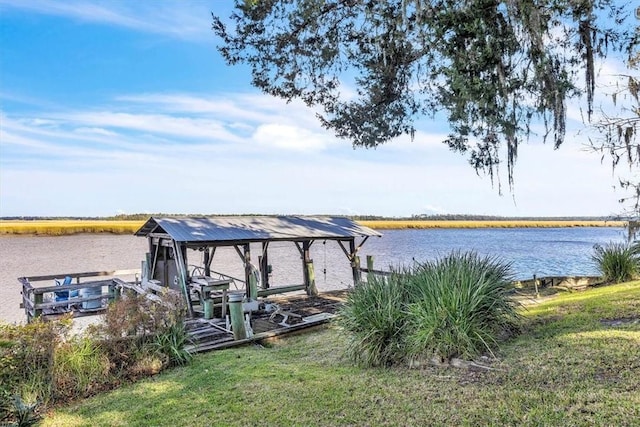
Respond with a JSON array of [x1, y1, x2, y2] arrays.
[[21, 269, 139, 283], [189, 315, 334, 353], [30, 279, 114, 294], [143, 280, 181, 296], [359, 268, 392, 277], [257, 284, 306, 297], [33, 293, 107, 311]]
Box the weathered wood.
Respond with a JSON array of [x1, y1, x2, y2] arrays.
[[20, 269, 139, 283], [172, 241, 193, 317], [26, 279, 114, 294], [189, 314, 335, 353], [143, 280, 181, 296], [306, 261, 318, 296], [28, 294, 107, 311], [257, 284, 306, 297], [359, 267, 392, 277]]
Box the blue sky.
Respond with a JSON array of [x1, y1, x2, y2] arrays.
[[0, 1, 635, 218]]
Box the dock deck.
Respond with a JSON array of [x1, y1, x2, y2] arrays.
[[185, 289, 348, 353]]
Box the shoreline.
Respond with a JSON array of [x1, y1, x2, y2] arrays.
[[0, 219, 627, 235]]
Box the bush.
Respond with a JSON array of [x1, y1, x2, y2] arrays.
[[0, 318, 68, 415], [405, 252, 521, 362], [0, 290, 191, 424], [337, 272, 408, 367], [89, 290, 190, 377], [337, 251, 521, 367], [52, 337, 110, 401], [152, 323, 192, 367], [592, 242, 640, 283]]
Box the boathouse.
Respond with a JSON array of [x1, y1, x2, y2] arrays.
[[134, 216, 380, 318]]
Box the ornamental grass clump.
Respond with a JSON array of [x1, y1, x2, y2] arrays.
[[338, 251, 521, 367], [337, 271, 408, 367], [592, 241, 640, 283], [405, 252, 521, 362]]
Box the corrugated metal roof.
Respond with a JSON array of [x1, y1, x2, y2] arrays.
[[135, 216, 381, 243]]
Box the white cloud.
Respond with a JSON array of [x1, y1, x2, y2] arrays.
[[252, 123, 332, 151], [73, 127, 119, 137], [0, 89, 630, 217], [60, 111, 237, 141], [0, 0, 213, 41]]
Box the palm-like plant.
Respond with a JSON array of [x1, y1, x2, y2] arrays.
[[338, 251, 521, 367], [592, 242, 640, 283]]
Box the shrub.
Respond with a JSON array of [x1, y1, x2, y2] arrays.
[[52, 337, 110, 401], [405, 252, 521, 362], [337, 251, 521, 367], [337, 271, 408, 367], [7, 394, 39, 427], [89, 290, 190, 377], [152, 323, 192, 367], [592, 242, 640, 283], [0, 318, 68, 414], [0, 290, 191, 424]]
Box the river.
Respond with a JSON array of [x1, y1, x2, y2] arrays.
[[0, 227, 626, 324]]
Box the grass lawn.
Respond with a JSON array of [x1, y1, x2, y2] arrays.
[[42, 281, 640, 426]]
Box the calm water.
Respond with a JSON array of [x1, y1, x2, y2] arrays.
[[359, 227, 627, 279], [0, 227, 627, 323]]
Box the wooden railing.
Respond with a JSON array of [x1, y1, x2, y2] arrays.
[[19, 269, 139, 323]]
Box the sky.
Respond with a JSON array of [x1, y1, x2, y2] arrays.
[[0, 1, 637, 218]]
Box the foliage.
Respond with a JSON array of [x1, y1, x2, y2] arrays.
[[592, 241, 640, 283], [360, 219, 624, 229], [214, 0, 635, 188], [337, 251, 519, 366], [52, 337, 110, 401], [40, 281, 640, 427], [0, 318, 68, 416], [588, 45, 639, 212], [0, 291, 190, 424], [98, 292, 186, 340], [7, 395, 40, 427], [405, 252, 521, 361], [337, 271, 408, 366], [151, 323, 192, 367], [90, 290, 190, 376]]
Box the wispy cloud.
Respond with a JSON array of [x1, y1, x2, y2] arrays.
[[0, 0, 214, 41], [0, 88, 627, 217]]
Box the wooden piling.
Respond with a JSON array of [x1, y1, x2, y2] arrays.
[[306, 261, 318, 296]]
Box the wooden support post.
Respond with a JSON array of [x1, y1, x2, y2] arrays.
[[173, 242, 193, 317], [367, 255, 374, 272], [204, 248, 210, 276], [349, 239, 361, 285], [306, 261, 318, 296], [33, 292, 43, 320], [109, 280, 120, 302], [205, 247, 217, 276], [228, 292, 247, 340], [261, 241, 270, 289], [302, 241, 311, 293], [243, 244, 252, 299]]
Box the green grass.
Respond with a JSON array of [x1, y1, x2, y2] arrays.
[[42, 281, 640, 426]]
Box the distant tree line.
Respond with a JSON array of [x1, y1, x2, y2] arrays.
[[1, 213, 631, 221]]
